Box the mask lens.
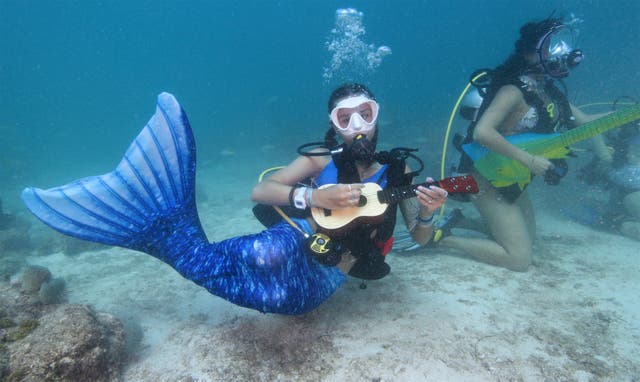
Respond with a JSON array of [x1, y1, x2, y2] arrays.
[[330, 99, 379, 131], [537, 25, 579, 78], [545, 28, 574, 61]]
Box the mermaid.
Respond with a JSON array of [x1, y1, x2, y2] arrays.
[[22, 85, 449, 315]]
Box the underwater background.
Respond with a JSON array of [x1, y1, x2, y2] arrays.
[[1, 0, 638, 213], [2, 2, 640, 380]]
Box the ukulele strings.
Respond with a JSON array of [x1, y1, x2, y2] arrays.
[[358, 187, 417, 198]]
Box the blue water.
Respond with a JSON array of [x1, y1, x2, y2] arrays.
[[1, 0, 638, 210], [1, 3, 639, 379]]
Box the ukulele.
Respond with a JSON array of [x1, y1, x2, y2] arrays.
[[311, 175, 478, 231]]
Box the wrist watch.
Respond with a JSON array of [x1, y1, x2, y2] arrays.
[[293, 187, 308, 210]]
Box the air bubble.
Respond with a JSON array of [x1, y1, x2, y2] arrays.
[[322, 8, 392, 84]]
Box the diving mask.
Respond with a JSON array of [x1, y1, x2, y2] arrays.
[[536, 24, 583, 78], [329, 95, 379, 139]]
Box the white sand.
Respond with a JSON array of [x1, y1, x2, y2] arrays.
[[23, 166, 640, 381]]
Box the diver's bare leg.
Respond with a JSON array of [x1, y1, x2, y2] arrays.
[[439, 176, 532, 271]]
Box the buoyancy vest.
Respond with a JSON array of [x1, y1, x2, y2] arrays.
[[325, 148, 415, 280], [455, 75, 576, 175]]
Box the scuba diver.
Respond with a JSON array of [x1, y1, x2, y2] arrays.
[[580, 98, 640, 240], [251, 83, 449, 279], [21, 83, 448, 315], [437, 17, 617, 271], [610, 123, 640, 240]]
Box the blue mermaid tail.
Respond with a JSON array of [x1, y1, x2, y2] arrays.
[[21, 92, 345, 314]]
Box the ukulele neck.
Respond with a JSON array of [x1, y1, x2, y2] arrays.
[[377, 181, 434, 205]]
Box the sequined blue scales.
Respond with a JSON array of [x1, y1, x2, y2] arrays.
[[22, 93, 345, 315]]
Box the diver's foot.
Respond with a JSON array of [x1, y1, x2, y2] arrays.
[[430, 208, 464, 245]]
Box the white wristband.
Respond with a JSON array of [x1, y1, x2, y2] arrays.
[[293, 187, 308, 210]]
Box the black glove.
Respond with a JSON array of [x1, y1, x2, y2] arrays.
[[544, 159, 568, 185]]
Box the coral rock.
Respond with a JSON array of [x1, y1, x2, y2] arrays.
[[8, 304, 126, 382], [39, 277, 67, 305], [21, 265, 51, 293]]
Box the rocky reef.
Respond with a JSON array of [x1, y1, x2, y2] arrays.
[[0, 197, 131, 381], [0, 266, 126, 381]]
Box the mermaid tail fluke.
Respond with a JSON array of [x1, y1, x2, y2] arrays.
[[21, 92, 345, 315], [21, 92, 208, 259]]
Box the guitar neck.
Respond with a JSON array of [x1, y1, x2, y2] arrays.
[[544, 104, 640, 150]]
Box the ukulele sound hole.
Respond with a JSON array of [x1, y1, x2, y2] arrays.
[[358, 195, 367, 207]]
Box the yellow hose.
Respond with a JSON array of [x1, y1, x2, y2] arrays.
[[258, 166, 285, 182], [578, 102, 635, 109], [437, 71, 489, 221]]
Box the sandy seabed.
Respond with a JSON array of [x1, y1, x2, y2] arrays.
[[22, 164, 640, 382]]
